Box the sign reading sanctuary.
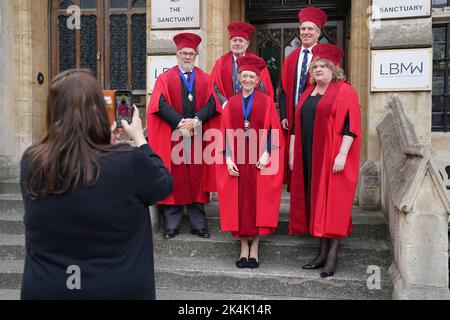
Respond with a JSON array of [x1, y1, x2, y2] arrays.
[[372, 0, 431, 20], [151, 0, 200, 29], [371, 48, 432, 92]]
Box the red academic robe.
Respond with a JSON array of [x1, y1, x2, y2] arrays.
[[217, 90, 284, 236], [281, 47, 313, 186], [289, 81, 361, 238], [147, 66, 221, 204], [211, 51, 275, 102]]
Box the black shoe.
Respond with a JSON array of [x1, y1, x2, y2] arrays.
[[320, 270, 335, 278], [236, 257, 248, 269], [191, 229, 211, 238], [302, 260, 326, 270], [163, 229, 179, 240], [320, 259, 337, 278], [247, 257, 259, 269]]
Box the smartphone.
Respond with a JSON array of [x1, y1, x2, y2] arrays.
[[115, 90, 133, 128]]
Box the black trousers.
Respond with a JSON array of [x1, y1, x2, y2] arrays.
[[163, 203, 207, 231]]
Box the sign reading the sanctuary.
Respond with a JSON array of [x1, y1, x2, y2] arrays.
[[372, 0, 431, 20], [151, 0, 200, 29], [371, 49, 432, 92]]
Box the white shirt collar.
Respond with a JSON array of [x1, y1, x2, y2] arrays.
[[301, 43, 317, 54], [233, 52, 246, 62]]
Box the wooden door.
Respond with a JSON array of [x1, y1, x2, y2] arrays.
[[50, 0, 147, 100]]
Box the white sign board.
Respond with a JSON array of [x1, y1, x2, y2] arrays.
[[371, 49, 432, 92], [372, 0, 431, 20], [147, 56, 177, 94], [151, 0, 200, 29], [147, 55, 199, 94]]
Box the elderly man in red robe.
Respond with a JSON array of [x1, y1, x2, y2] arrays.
[[211, 22, 274, 109], [280, 7, 328, 184], [147, 33, 221, 240]]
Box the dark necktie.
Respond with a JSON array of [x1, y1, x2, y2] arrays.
[[297, 49, 310, 102], [233, 60, 242, 93], [184, 72, 191, 82]]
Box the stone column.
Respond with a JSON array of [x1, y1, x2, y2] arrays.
[[230, 0, 245, 24], [0, 0, 17, 179], [0, 0, 48, 180], [203, 0, 230, 72], [350, 0, 375, 208]]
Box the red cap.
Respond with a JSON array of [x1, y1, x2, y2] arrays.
[[173, 32, 201, 51], [236, 55, 266, 76], [312, 43, 344, 67], [228, 22, 256, 40], [298, 7, 328, 30]]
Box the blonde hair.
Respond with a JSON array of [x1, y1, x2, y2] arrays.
[[309, 59, 346, 85]]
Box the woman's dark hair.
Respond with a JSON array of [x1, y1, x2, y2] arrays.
[[24, 69, 131, 198]]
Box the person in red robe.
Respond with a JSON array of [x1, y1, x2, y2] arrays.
[[217, 55, 284, 269], [280, 7, 328, 185], [147, 33, 221, 240], [289, 44, 361, 278], [210, 22, 274, 110]]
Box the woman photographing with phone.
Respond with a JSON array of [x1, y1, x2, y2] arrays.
[[20, 69, 173, 299]]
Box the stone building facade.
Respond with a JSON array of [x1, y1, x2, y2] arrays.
[[0, 0, 449, 207]]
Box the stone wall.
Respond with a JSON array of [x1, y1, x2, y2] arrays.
[[0, 0, 16, 178], [0, 0, 48, 180], [360, 12, 434, 211]]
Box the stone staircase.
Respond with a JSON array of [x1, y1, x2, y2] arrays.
[[0, 179, 393, 300]]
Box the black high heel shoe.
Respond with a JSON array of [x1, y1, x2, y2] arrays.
[[320, 270, 335, 278], [302, 260, 326, 270], [320, 259, 337, 278]]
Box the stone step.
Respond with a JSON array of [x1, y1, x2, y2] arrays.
[[0, 194, 23, 215], [163, 203, 389, 240], [0, 231, 391, 271], [0, 260, 23, 290], [0, 289, 20, 300], [0, 194, 24, 234], [153, 231, 391, 266], [0, 288, 314, 301], [154, 256, 393, 300], [0, 180, 20, 195], [0, 233, 25, 260], [156, 288, 311, 300]]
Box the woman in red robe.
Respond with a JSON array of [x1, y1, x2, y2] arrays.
[[289, 44, 361, 278], [217, 56, 284, 269]]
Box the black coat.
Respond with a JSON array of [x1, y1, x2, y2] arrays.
[[20, 144, 172, 300]]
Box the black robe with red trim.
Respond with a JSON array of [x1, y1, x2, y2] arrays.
[[217, 90, 284, 236], [147, 66, 221, 204], [289, 81, 361, 238]]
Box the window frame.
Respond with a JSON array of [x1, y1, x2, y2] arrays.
[[50, 0, 147, 95]]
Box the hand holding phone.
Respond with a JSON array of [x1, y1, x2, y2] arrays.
[[121, 105, 147, 147], [115, 90, 133, 128]]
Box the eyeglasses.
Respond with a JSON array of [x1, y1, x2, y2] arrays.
[[177, 51, 197, 58]]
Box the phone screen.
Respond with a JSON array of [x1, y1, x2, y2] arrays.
[[115, 91, 133, 128]]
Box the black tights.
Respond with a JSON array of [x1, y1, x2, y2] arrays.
[[312, 238, 340, 272]]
